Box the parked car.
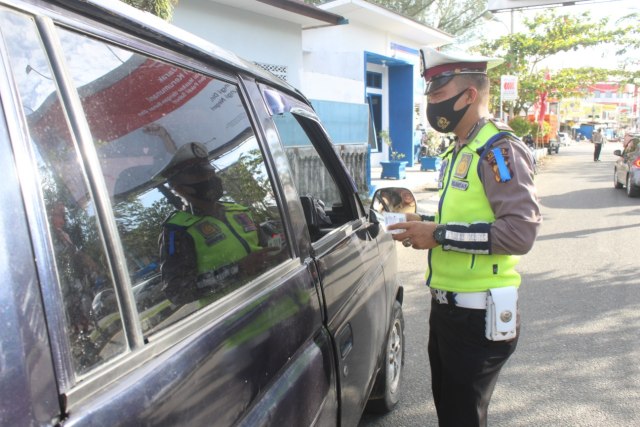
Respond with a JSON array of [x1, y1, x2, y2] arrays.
[[613, 134, 640, 197], [0, 0, 405, 425], [547, 138, 560, 154]]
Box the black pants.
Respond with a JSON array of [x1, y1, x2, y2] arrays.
[[594, 143, 602, 161], [428, 301, 519, 427]]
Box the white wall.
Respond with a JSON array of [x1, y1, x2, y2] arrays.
[[301, 50, 364, 103], [302, 23, 423, 105], [172, 0, 304, 88]]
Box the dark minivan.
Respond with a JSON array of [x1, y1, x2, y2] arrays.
[[0, 0, 404, 425]]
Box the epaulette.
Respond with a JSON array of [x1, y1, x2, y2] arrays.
[[164, 210, 198, 227], [221, 201, 248, 212], [489, 118, 513, 132]]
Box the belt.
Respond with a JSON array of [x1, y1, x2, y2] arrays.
[[430, 288, 487, 309]]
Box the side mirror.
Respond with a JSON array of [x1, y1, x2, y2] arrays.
[[371, 187, 417, 214], [613, 149, 622, 156]]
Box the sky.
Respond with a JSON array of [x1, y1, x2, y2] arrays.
[[485, 0, 640, 72]]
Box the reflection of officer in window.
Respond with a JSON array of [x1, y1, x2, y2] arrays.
[[157, 142, 276, 305]]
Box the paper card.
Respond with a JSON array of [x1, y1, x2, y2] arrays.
[[382, 212, 406, 234]]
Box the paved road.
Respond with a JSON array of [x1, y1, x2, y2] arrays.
[[360, 141, 640, 427]]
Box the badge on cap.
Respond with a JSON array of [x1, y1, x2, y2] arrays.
[[191, 142, 208, 159]]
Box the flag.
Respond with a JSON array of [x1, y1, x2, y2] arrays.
[[537, 70, 551, 126]]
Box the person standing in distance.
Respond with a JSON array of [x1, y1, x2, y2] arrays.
[[388, 47, 542, 427], [592, 128, 606, 161]]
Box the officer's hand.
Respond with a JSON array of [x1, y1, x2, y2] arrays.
[[404, 213, 422, 222], [387, 221, 438, 250]]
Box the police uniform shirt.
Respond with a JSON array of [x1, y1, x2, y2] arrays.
[[466, 118, 542, 255]]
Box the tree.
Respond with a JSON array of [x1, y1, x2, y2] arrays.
[[304, 0, 486, 38], [122, 0, 177, 20], [508, 116, 531, 137], [478, 9, 640, 116]]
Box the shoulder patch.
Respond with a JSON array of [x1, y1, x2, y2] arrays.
[[484, 147, 513, 182], [489, 118, 514, 132], [233, 212, 257, 232]]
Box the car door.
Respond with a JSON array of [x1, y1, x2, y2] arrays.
[[257, 85, 391, 426], [618, 141, 633, 182], [0, 2, 337, 425]]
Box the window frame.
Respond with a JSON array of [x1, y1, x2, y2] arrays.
[[257, 84, 366, 230]]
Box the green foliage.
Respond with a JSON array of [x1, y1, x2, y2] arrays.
[[379, 130, 406, 161], [508, 117, 532, 137], [422, 129, 443, 156], [122, 0, 177, 20], [304, 0, 486, 38], [220, 149, 277, 224], [114, 197, 174, 269], [478, 9, 640, 116], [531, 120, 551, 140]]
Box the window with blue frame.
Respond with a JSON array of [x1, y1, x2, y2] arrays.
[[366, 71, 382, 89], [367, 95, 382, 152]]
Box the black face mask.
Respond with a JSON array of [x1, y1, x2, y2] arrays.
[[426, 88, 470, 133], [188, 176, 223, 202]]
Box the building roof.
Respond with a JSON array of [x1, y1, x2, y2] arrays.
[[318, 0, 453, 46], [210, 0, 347, 28]]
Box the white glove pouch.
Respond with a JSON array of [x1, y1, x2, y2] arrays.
[[485, 286, 518, 341]]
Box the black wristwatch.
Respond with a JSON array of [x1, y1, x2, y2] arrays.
[[433, 224, 447, 245]]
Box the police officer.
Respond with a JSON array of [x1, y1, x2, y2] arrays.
[[156, 142, 279, 305], [388, 48, 542, 427]]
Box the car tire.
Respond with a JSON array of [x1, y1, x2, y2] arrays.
[[626, 174, 640, 197], [366, 300, 404, 414], [614, 169, 623, 189]]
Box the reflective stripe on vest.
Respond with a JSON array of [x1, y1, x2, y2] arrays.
[[428, 122, 521, 292]]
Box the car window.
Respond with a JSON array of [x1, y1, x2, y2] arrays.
[[55, 28, 290, 334], [0, 8, 126, 375], [260, 86, 359, 242], [1, 7, 291, 381], [626, 138, 639, 155]]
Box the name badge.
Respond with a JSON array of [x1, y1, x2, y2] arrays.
[[451, 180, 469, 191]]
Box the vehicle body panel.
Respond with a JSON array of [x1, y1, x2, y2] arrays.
[[0, 91, 61, 425], [0, 0, 401, 425]]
